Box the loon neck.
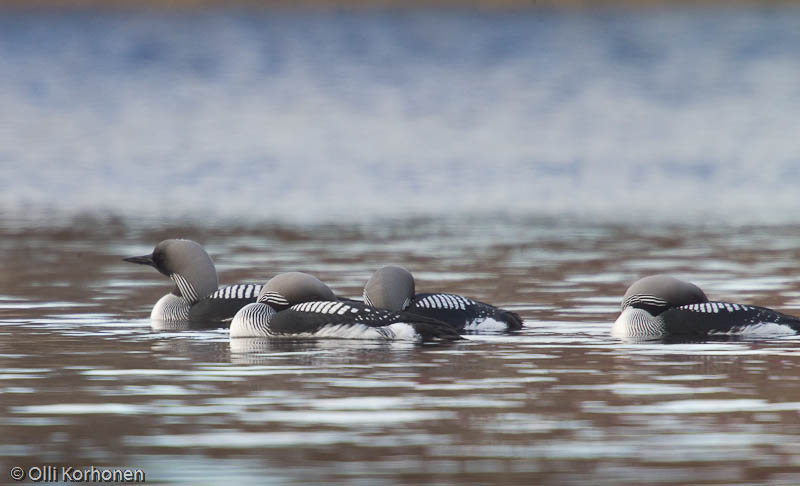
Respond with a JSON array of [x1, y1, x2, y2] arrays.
[[612, 307, 666, 338], [230, 303, 276, 338], [170, 272, 217, 304], [151, 293, 191, 321]]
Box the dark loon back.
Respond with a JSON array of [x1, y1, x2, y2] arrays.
[[188, 283, 261, 324], [661, 301, 800, 335], [407, 293, 523, 331]]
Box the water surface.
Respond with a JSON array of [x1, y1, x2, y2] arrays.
[[2, 219, 800, 485]]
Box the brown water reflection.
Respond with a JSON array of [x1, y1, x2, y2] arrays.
[[2, 217, 800, 485]]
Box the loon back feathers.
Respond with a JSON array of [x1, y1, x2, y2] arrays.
[[409, 293, 523, 331], [661, 302, 800, 335], [232, 299, 461, 341], [189, 284, 262, 323]]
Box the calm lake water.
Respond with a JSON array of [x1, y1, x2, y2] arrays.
[[3, 5, 800, 485], [2, 219, 800, 485]]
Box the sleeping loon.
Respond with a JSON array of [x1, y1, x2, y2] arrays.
[[613, 274, 800, 338], [124, 239, 261, 324], [362, 265, 523, 332], [231, 272, 461, 342]]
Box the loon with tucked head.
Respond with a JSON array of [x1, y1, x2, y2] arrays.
[[363, 265, 523, 332], [124, 239, 261, 324], [613, 274, 800, 338], [231, 272, 461, 342]]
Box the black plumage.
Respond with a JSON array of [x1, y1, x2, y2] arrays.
[[405, 293, 523, 331], [267, 300, 462, 341], [661, 301, 800, 336]]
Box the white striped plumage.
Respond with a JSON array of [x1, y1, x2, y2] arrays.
[[416, 293, 472, 311], [230, 303, 276, 338], [210, 284, 262, 301], [229, 300, 425, 341], [620, 294, 669, 311], [612, 307, 665, 337], [151, 293, 191, 321], [363, 290, 374, 307], [171, 273, 198, 303], [259, 290, 290, 307]]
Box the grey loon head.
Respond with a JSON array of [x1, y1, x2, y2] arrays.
[[621, 274, 708, 315], [231, 272, 336, 338], [124, 239, 219, 303], [257, 272, 336, 310], [363, 265, 415, 311], [613, 274, 708, 337]]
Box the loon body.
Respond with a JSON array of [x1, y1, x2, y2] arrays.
[[363, 265, 523, 332], [613, 274, 800, 338], [125, 239, 260, 324], [231, 272, 461, 342]]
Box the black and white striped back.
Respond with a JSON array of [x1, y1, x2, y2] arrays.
[[210, 284, 262, 300], [230, 300, 461, 341], [187, 284, 262, 324], [406, 293, 523, 332], [614, 300, 800, 338]]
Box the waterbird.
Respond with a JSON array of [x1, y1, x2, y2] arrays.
[[124, 239, 260, 323], [613, 274, 800, 338], [231, 272, 462, 342], [362, 265, 523, 332]]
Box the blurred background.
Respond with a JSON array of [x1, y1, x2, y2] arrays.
[[2, 1, 800, 228], [5, 4, 800, 485]]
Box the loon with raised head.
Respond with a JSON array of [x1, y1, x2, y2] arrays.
[[231, 272, 461, 342], [613, 274, 800, 338], [124, 239, 261, 324], [363, 265, 523, 332]]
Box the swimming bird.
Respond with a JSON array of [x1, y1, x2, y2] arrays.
[[613, 274, 800, 338], [231, 272, 461, 341], [124, 239, 260, 323], [362, 265, 523, 332]]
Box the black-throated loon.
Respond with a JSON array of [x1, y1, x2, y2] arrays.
[[613, 274, 800, 338], [124, 239, 260, 324], [362, 265, 523, 332], [230, 272, 461, 342]]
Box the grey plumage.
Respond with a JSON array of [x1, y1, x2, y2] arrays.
[[363, 265, 415, 311], [125, 239, 258, 323], [257, 272, 337, 310]]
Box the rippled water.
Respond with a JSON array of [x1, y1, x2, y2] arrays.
[[2, 219, 800, 485], [3, 5, 800, 484]]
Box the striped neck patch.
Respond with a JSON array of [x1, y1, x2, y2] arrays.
[[171, 273, 199, 303], [259, 291, 290, 307], [621, 294, 669, 311]]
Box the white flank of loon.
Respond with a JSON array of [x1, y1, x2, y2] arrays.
[[124, 239, 261, 324], [613, 274, 800, 338], [230, 272, 461, 342], [362, 265, 524, 332]]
